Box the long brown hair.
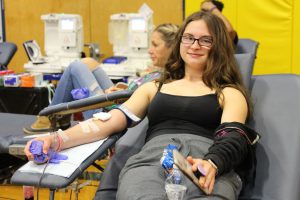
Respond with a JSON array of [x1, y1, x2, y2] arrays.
[[159, 11, 252, 117]]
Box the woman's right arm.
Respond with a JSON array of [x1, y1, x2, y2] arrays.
[[24, 82, 157, 160]]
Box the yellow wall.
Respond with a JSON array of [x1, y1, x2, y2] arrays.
[[185, 0, 299, 75], [5, 0, 183, 73], [7, 0, 299, 75]]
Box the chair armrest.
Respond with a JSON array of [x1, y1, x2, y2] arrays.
[[10, 130, 125, 189], [39, 90, 133, 116]]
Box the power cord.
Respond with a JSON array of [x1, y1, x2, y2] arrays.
[[46, 83, 55, 104], [36, 82, 55, 104], [36, 150, 54, 200]]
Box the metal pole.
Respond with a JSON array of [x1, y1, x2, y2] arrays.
[[0, 0, 5, 42], [49, 189, 55, 200]]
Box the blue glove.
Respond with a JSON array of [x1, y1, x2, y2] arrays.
[[29, 140, 68, 164], [71, 87, 90, 100]]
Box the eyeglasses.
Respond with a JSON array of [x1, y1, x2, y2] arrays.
[[181, 35, 213, 48]]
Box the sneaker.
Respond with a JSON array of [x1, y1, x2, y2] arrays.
[[23, 115, 71, 135]]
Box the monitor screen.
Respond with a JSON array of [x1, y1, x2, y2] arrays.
[[61, 18, 75, 31], [130, 18, 146, 31]]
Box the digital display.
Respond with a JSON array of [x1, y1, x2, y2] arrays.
[[130, 18, 146, 31], [61, 18, 75, 31]]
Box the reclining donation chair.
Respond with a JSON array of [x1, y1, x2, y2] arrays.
[[12, 39, 300, 200], [96, 40, 300, 200], [235, 38, 259, 56], [0, 42, 18, 70], [95, 74, 300, 200], [9, 73, 300, 200]]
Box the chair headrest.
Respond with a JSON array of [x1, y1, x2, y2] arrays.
[[0, 42, 18, 69]]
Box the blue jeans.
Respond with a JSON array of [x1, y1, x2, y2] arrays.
[[50, 60, 114, 119]]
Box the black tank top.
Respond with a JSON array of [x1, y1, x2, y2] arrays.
[[146, 91, 222, 141]]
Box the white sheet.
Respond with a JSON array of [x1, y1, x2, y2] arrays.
[[18, 138, 107, 178]]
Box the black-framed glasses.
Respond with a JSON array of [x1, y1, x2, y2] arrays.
[[181, 35, 213, 48]]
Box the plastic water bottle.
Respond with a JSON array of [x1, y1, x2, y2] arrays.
[[165, 167, 186, 200], [172, 166, 182, 184]]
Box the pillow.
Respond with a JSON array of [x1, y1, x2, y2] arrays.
[[234, 53, 255, 89]]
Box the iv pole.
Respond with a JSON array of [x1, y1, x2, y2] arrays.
[[0, 0, 5, 42]]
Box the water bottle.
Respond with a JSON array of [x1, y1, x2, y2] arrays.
[[165, 166, 186, 200], [172, 166, 182, 184]]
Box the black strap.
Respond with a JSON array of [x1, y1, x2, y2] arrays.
[[204, 122, 260, 186], [215, 122, 261, 145]]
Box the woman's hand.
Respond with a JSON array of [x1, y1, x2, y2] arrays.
[[24, 135, 54, 161], [187, 156, 217, 194], [105, 86, 120, 94], [201, 1, 216, 11], [105, 83, 128, 94]]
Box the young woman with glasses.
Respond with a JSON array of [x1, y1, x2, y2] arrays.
[[25, 11, 258, 200]]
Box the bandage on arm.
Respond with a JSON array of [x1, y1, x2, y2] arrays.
[[58, 109, 128, 150]]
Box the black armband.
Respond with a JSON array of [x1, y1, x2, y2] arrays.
[[204, 122, 260, 177], [114, 104, 141, 127]]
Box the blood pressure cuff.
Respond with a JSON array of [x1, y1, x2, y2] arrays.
[[204, 122, 260, 184], [114, 104, 141, 127]]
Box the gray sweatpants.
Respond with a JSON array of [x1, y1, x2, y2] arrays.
[[117, 134, 242, 200]]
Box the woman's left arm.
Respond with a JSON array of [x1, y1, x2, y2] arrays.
[[220, 87, 248, 124], [190, 87, 249, 194]]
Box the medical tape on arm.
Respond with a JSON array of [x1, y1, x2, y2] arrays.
[[57, 129, 69, 143], [79, 121, 91, 133], [114, 104, 141, 127], [50, 129, 69, 151], [78, 119, 100, 134], [88, 119, 101, 132]]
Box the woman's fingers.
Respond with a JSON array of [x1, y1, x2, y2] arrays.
[[24, 140, 33, 160], [24, 136, 53, 160], [42, 138, 51, 154], [186, 157, 217, 194], [105, 86, 123, 94], [187, 156, 204, 172], [199, 176, 205, 188], [208, 176, 215, 194], [204, 169, 215, 188]]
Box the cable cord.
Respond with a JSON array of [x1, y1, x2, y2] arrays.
[[46, 83, 55, 104], [36, 151, 54, 200]]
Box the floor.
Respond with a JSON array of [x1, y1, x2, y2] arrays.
[[0, 181, 99, 200], [0, 160, 108, 200]]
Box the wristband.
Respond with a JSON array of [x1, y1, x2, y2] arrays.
[[209, 6, 217, 12], [207, 159, 218, 174]]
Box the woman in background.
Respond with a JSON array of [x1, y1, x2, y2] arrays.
[[23, 23, 179, 134], [201, 0, 239, 46]]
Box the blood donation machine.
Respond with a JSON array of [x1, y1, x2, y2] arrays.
[[101, 3, 154, 79], [24, 13, 84, 73]]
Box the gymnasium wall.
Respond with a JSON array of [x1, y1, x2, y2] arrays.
[[5, 0, 183, 73]]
